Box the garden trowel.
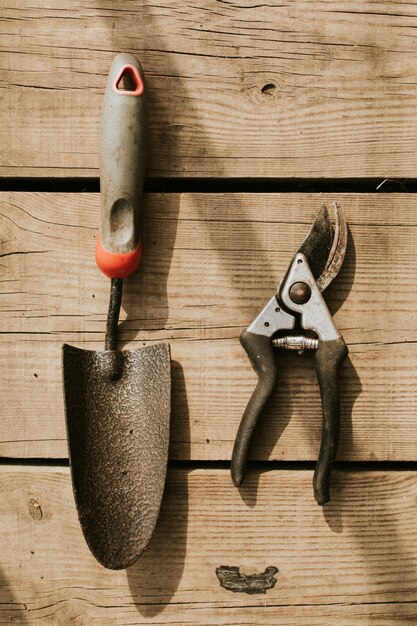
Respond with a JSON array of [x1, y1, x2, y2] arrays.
[[62, 53, 171, 570]]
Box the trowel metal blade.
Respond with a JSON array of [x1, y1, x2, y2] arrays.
[[62, 342, 171, 570]]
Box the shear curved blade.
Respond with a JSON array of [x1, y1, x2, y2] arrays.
[[316, 203, 348, 291], [296, 203, 347, 291]]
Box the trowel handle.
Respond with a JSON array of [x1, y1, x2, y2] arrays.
[[96, 53, 147, 279]]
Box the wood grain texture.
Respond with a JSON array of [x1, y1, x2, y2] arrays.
[[0, 192, 416, 460], [1, 466, 417, 624], [2, 1, 417, 177]]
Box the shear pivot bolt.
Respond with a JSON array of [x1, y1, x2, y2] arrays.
[[289, 281, 311, 305]]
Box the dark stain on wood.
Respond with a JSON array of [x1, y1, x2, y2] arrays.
[[216, 565, 278, 594]]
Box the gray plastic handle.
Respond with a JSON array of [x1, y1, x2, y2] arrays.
[[100, 53, 147, 254]]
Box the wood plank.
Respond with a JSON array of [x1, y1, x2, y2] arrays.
[[0, 192, 416, 460], [2, 1, 417, 177], [1, 466, 417, 624]]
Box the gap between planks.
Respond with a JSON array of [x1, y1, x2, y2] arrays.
[[0, 177, 417, 193], [5, 458, 417, 472]]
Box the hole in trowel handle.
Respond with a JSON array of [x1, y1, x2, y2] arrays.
[[116, 68, 137, 92], [113, 64, 144, 96]]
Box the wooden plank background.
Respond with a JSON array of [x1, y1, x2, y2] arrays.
[[2, 1, 417, 177], [1, 466, 417, 625], [2, 2, 417, 623], [0, 192, 415, 460]]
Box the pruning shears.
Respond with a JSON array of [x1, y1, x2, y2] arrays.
[[231, 204, 349, 505]]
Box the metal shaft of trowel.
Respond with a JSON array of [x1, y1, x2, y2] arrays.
[[105, 278, 123, 351]]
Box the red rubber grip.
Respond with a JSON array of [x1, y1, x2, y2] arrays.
[[95, 234, 142, 278]]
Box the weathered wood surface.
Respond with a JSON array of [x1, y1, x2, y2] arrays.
[[2, 1, 417, 178], [0, 192, 415, 460], [1, 466, 417, 625]]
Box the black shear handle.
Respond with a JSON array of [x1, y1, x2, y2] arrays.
[[313, 337, 348, 505], [231, 330, 277, 486]]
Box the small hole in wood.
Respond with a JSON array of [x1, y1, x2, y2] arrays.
[[261, 83, 276, 96]]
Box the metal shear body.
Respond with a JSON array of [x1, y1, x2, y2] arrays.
[[231, 204, 348, 505]]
